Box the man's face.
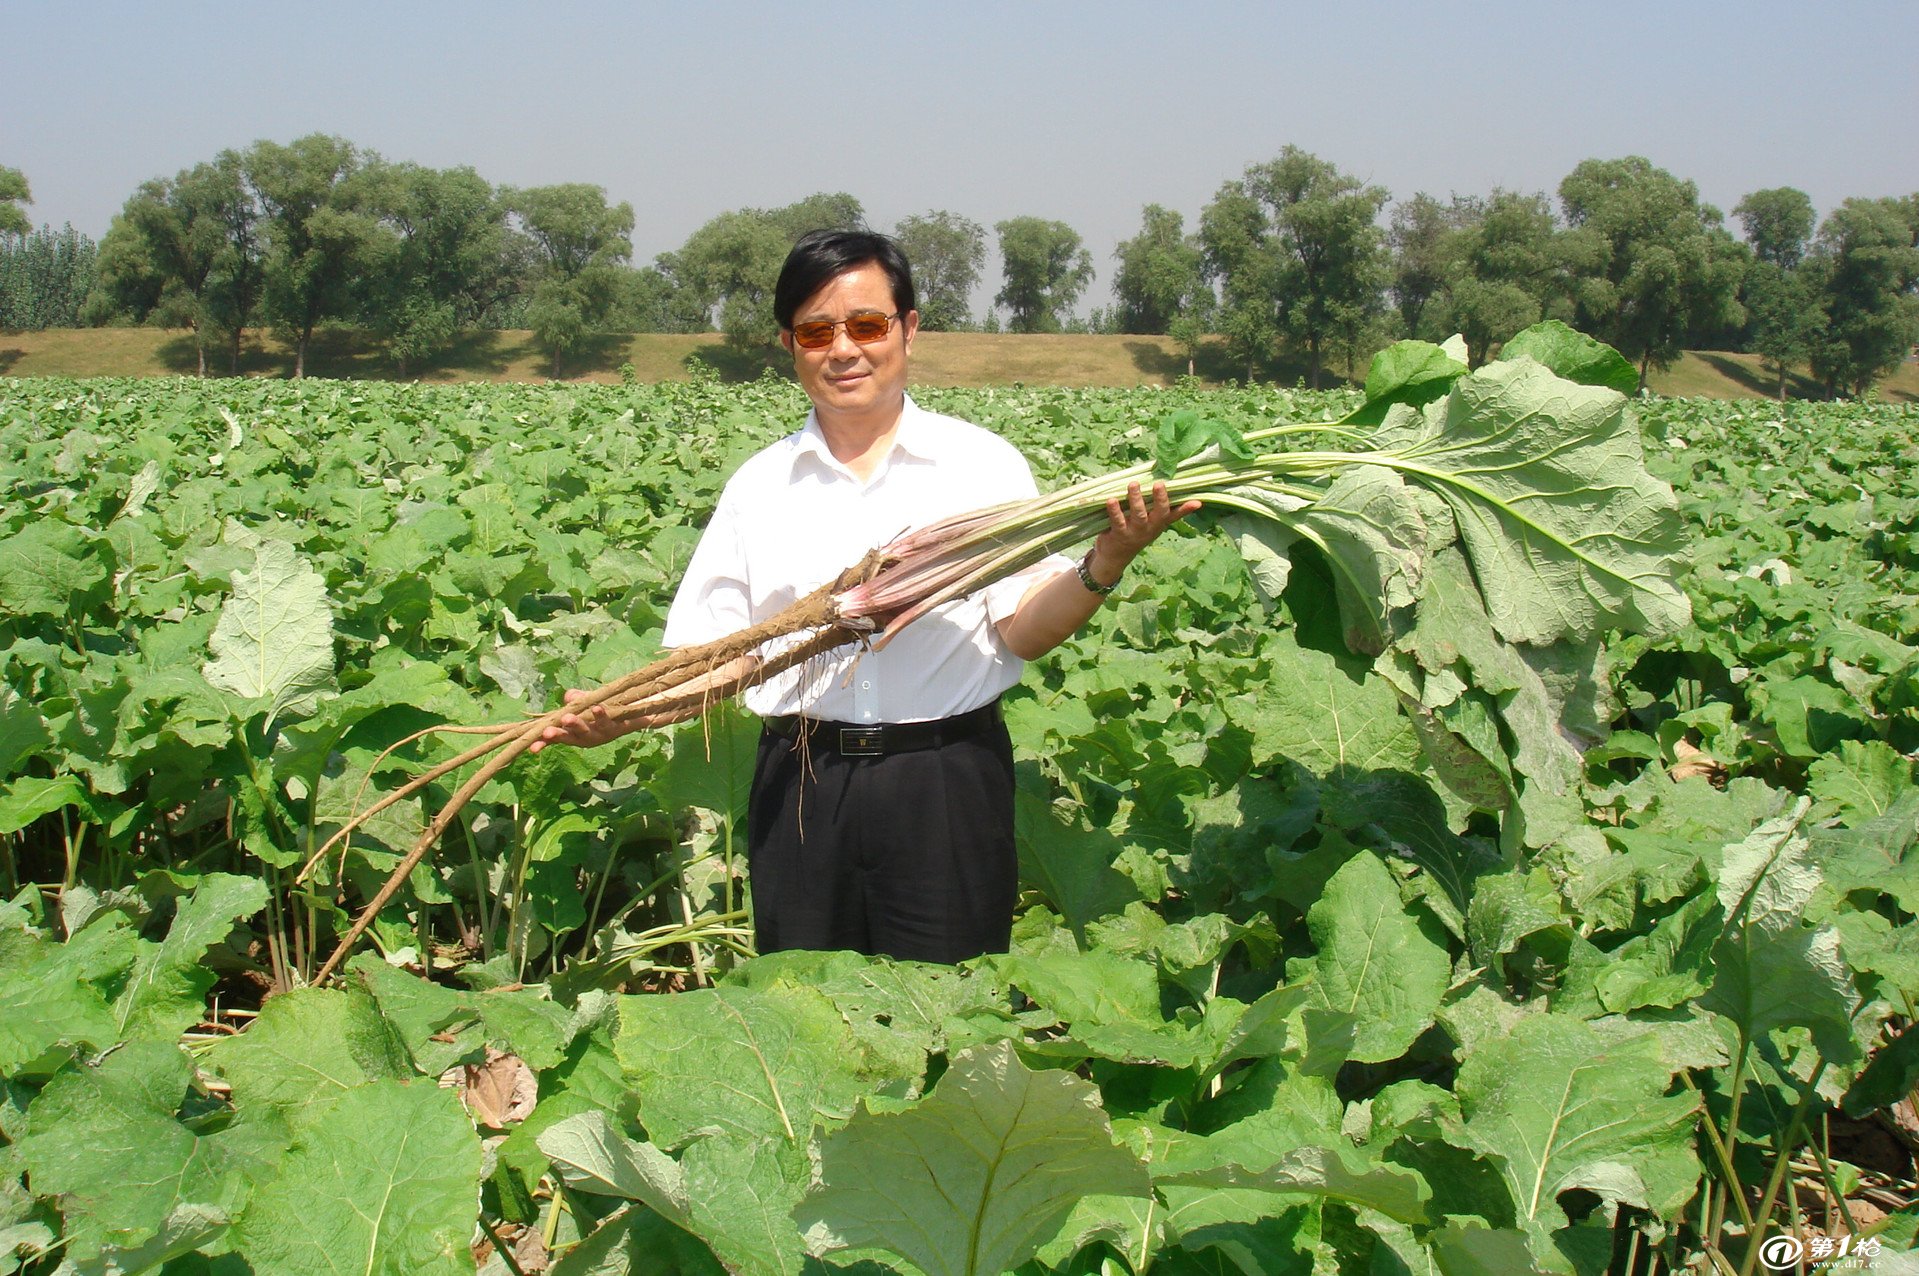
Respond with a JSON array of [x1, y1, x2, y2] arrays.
[[779, 263, 918, 424]]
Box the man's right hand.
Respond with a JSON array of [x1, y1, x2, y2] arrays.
[[531, 689, 636, 752]]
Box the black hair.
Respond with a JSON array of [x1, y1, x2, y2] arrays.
[[773, 229, 916, 330]]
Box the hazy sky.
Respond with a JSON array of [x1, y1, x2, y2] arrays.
[[6, 0, 1915, 312]]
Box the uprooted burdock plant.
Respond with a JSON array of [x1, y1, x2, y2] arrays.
[[307, 323, 1692, 982]]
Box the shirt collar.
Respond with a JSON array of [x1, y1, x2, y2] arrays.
[[791, 394, 936, 479]]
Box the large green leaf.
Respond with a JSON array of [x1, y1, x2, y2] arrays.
[[110, 872, 268, 1043], [0, 517, 113, 620], [1448, 1015, 1701, 1263], [1372, 358, 1691, 646], [797, 1039, 1151, 1276], [201, 536, 337, 725], [1157, 1146, 1430, 1226], [203, 985, 414, 1114], [0, 910, 138, 1075], [1229, 632, 1422, 778], [1288, 850, 1450, 1063], [1495, 320, 1639, 395], [537, 1110, 692, 1227], [16, 1042, 261, 1260], [1702, 804, 1861, 1062], [612, 984, 870, 1146], [231, 1080, 481, 1276]]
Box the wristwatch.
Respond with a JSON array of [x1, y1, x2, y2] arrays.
[[1076, 548, 1119, 596]]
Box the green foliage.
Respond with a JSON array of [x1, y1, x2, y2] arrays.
[[0, 166, 30, 238], [994, 216, 1095, 333], [2, 367, 1917, 1273], [1203, 147, 1391, 388], [1558, 156, 1748, 388], [0, 223, 96, 331], [662, 192, 866, 353], [507, 182, 636, 377], [1112, 204, 1207, 336], [1807, 195, 1919, 397], [894, 209, 986, 331]]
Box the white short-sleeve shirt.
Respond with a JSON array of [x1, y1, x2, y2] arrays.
[[662, 395, 1069, 723]]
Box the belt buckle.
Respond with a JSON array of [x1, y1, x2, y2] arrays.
[[838, 726, 885, 757]]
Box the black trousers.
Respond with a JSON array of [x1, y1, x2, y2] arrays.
[[746, 716, 1018, 964]]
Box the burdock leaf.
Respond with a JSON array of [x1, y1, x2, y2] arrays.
[[1448, 1014, 1700, 1259], [1344, 339, 1470, 426], [0, 518, 113, 620], [1232, 632, 1422, 779], [796, 1039, 1150, 1276], [1497, 320, 1639, 395], [203, 985, 413, 1115], [613, 984, 869, 1146], [1704, 804, 1862, 1062], [0, 913, 138, 1074], [231, 1080, 481, 1276], [1155, 410, 1253, 479], [1374, 359, 1691, 646], [1290, 850, 1451, 1063], [684, 1134, 814, 1276], [201, 536, 337, 725], [111, 872, 268, 1043], [537, 1110, 691, 1227], [16, 1042, 256, 1257], [1156, 1145, 1430, 1225]]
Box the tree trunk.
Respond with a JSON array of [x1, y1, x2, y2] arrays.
[[1309, 339, 1323, 391], [229, 329, 243, 376], [191, 321, 206, 378], [295, 329, 308, 380], [1637, 350, 1652, 395], [1776, 362, 1786, 401]]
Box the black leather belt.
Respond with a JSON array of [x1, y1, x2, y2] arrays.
[[762, 700, 1002, 758]]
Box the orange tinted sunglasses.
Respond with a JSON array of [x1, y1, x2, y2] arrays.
[[790, 311, 900, 350]]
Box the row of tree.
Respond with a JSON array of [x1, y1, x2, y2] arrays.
[[1111, 150, 1918, 395], [3, 143, 1915, 393]]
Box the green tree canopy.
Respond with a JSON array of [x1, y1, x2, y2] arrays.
[[0, 224, 96, 331], [0, 166, 30, 237], [1438, 189, 1569, 366], [1807, 195, 1919, 397], [1388, 193, 1458, 340], [1111, 204, 1206, 335], [893, 210, 985, 331], [662, 193, 865, 351], [993, 217, 1094, 334], [1206, 147, 1391, 387], [1734, 187, 1816, 270], [246, 135, 381, 378], [506, 182, 636, 377], [1558, 156, 1746, 389], [355, 162, 517, 374], [1198, 180, 1280, 378], [90, 155, 261, 374]]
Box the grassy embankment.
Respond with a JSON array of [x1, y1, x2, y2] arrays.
[[2, 325, 1915, 401]]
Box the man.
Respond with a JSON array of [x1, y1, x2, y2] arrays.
[[539, 229, 1194, 962]]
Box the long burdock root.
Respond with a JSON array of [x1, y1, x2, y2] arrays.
[[308, 552, 890, 986]]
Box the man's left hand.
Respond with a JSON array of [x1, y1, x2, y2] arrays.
[[1084, 481, 1201, 588]]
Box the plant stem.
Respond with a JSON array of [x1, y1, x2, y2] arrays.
[[1737, 1060, 1829, 1276], [461, 813, 494, 962], [1686, 1072, 1756, 1233], [475, 1214, 527, 1276]]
